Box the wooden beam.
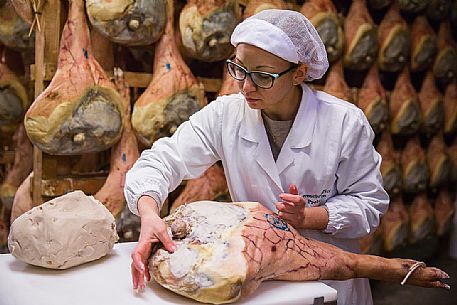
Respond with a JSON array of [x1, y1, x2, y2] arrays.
[[40, 176, 107, 197]]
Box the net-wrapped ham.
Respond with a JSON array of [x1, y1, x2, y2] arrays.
[[300, 0, 343, 63], [24, 0, 126, 155], [151, 201, 449, 304], [410, 16, 437, 72], [343, 0, 377, 70], [378, 3, 410, 72], [179, 0, 238, 62], [132, 0, 206, 147], [86, 0, 167, 46]]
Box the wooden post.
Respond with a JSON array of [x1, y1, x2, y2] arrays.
[[32, 0, 63, 204]]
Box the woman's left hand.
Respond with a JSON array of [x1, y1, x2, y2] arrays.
[[276, 184, 307, 229]]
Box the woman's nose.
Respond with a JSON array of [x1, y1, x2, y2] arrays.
[[242, 75, 257, 93]]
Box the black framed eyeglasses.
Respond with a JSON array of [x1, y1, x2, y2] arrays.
[[226, 59, 298, 89]]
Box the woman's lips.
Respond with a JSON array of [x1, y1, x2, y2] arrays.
[[246, 97, 260, 104]]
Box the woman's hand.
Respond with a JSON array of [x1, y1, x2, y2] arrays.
[[276, 184, 307, 229], [131, 196, 176, 291]]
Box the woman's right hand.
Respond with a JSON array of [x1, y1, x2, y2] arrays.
[[131, 196, 176, 291]]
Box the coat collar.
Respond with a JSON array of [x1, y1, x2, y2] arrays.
[[239, 84, 317, 147]]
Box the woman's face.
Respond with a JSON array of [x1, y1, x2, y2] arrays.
[[234, 43, 303, 119]]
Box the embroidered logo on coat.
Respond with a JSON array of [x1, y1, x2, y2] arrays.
[[264, 213, 290, 231]]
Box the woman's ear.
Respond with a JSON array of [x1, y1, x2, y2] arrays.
[[293, 64, 308, 85]]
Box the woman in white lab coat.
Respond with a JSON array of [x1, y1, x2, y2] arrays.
[[124, 9, 389, 305]]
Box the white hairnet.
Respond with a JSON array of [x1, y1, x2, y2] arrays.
[[231, 9, 329, 81]]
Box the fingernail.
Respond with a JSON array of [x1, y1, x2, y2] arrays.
[[171, 245, 177, 252], [444, 272, 450, 279], [444, 284, 451, 290]]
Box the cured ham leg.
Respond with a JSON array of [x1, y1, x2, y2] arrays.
[[410, 16, 437, 72], [343, 0, 377, 70], [151, 201, 449, 304], [434, 190, 455, 236], [426, 0, 452, 21], [10, 172, 33, 223], [401, 137, 429, 194], [381, 197, 409, 252], [94, 68, 140, 218], [398, 0, 430, 13], [409, 193, 434, 244], [245, 0, 286, 18], [433, 22, 457, 85], [426, 134, 450, 190], [0, 1, 34, 50], [170, 164, 228, 213], [300, 0, 342, 63], [0, 58, 29, 126], [376, 132, 401, 196], [86, 0, 167, 46], [9, 0, 33, 25], [132, 0, 206, 147], [419, 71, 444, 137], [357, 64, 388, 134], [378, 2, 410, 72], [24, 0, 126, 155], [390, 68, 421, 136], [0, 123, 33, 207], [323, 60, 352, 102], [444, 81, 457, 139], [179, 0, 238, 62], [448, 138, 457, 184]]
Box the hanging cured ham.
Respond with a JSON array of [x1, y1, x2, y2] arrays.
[[434, 190, 455, 236], [376, 132, 402, 196], [323, 60, 352, 102], [132, 0, 206, 147], [244, 0, 286, 18], [170, 164, 228, 213], [381, 196, 409, 252], [398, 0, 430, 13], [0, 58, 29, 126], [218, 65, 239, 96], [360, 227, 383, 255], [433, 22, 457, 85], [401, 137, 429, 194], [409, 193, 434, 244], [378, 3, 410, 72], [24, 0, 126, 155], [426, 134, 450, 190], [343, 0, 377, 70], [418, 71, 444, 137], [86, 0, 167, 46], [0, 123, 32, 207], [444, 81, 457, 139], [0, 1, 34, 50], [410, 16, 437, 72], [426, 0, 451, 21], [300, 0, 343, 63], [9, 0, 33, 24], [179, 0, 238, 62], [151, 201, 449, 304], [390, 68, 421, 136], [95, 68, 139, 218], [357, 65, 388, 134], [10, 173, 33, 223]]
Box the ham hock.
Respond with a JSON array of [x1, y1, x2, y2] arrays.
[[150, 201, 450, 304]]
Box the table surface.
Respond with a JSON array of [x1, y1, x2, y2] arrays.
[[0, 242, 337, 305]]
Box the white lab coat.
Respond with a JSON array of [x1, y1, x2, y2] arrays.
[[124, 84, 389, 305]]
